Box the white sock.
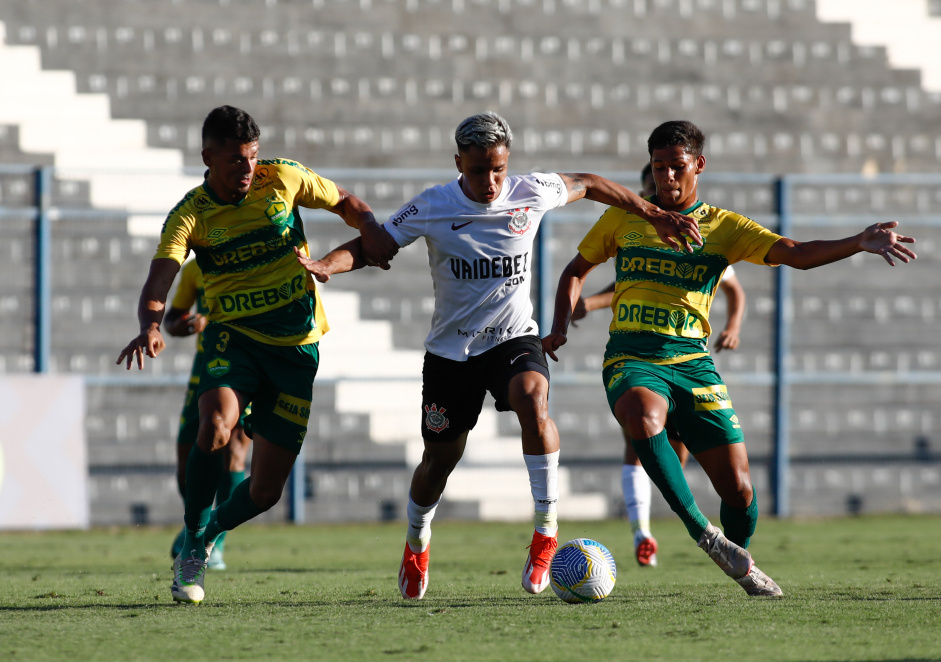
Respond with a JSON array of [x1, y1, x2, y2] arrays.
[[524, 450, 559, 536], [622, 464, 652, 538], [405, 493, 438, 553]]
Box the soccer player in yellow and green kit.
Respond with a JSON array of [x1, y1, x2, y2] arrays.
[[543, 120, 916, 597], [117, 105, 397, 603], [163, 258, 252, 571]]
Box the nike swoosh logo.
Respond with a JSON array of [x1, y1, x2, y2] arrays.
[[509, 353, 528, 365], [451, 221, 473, 230]]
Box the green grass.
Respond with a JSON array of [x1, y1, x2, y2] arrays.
[[1, 515, 939, 661]]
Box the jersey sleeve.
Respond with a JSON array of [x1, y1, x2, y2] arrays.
[[529, 173, 569, 209], [576, 208, 622, 265], [169, 260, 200, 311], [382, 197, 427, 248], [724, 214, 783, 266], [281, 161, 341, 210], [153, 198, 196, 265]]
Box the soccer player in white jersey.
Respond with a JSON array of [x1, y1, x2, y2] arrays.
[[571, 162, 746, 567], [296, 112, 701, 600], [544, 120, 916, 596]]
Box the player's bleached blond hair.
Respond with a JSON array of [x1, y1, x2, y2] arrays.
[[454, 111, 513, 151]]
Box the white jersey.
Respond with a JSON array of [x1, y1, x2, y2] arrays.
[[383, 173, 568, 361]]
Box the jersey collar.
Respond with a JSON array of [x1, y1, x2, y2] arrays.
[[653, 196, 704, 216]]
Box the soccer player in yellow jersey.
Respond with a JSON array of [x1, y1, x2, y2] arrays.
[[543, 120, 916, 597], [116, 105, 396, 604], [163, 259, 252, 571], [571, 162, 747, 568]]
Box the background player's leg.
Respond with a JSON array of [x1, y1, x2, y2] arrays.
[[622, 438, 656, 566]]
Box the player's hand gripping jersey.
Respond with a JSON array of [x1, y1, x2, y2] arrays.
[[578, 201, 781, 366], [155, 159, 340, 346], [383, 173, 569, 361]]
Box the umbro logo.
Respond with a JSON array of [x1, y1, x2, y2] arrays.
[[451, 221, 473, 231]]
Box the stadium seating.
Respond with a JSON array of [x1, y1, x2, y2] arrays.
[[2, 0, 941, 524]]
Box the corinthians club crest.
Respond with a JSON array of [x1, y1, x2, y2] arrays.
[[424, 403, 449, 433], [507, 207, 532, 235]]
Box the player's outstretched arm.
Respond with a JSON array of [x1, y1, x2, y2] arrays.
[[558, 173, 703, 253], [713, 271, 745, 352], [294, 238, 372, 283], [543, 254, 600, 361], [116, 258, 180, 370], [329, 187, 398, 269], [765, 221, 916, 269]]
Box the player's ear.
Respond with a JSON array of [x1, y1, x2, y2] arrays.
[[454, 153, 463, 174], [201, 148, 212, 168], [695, 154, 706, 174]]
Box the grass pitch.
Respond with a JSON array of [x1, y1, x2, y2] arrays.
[[1, 515, 939, 661]]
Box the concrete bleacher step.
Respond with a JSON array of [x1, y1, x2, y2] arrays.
[[0, 21, 195, 215]]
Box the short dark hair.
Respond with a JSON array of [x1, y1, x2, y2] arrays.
[[647, 120, 705, 158], [202, 105, 260, 147]]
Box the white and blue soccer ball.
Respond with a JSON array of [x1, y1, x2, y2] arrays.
[[550, 538, 617, 604]]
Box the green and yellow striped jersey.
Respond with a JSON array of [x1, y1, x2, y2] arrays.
[[577, 200, 781, 366], [154, 159, 341, 346]]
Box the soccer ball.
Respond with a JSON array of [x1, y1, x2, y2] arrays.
[[550, 538, 617, 603]]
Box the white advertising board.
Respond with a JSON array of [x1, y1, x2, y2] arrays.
[[0, 376, 89, 529]]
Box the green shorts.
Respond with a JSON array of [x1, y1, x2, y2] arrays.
[[177, 352, 253, 445], [198, 323, 318, 454], [602, 355, 743, 455]]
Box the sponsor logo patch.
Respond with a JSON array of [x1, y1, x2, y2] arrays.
[[692, 385, 733, 411], [252, 167, 271, 189], [424, 403, 449, 433], [274, 392, 312, 427], [193, 193, 213, 211]]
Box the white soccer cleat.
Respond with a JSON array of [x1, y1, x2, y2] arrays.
[[697, 524, 782, 597], [171, 542, 213, 604], [207, 545, 227, 571], [736, 565, 783, 597], [697, 523, 752, 579]]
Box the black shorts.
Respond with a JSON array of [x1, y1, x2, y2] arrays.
[[420, 335, 550, 442]]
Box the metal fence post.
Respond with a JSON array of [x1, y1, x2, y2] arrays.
[[34, 166, 52, 374], [771, 176, 792, 516], [288, 450, 305, 523], [536, 213, 553, 336]]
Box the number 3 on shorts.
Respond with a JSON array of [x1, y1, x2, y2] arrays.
[[216, 331, 230, 353]]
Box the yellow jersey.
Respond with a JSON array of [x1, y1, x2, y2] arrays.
[[154, 159, 341, 346], [578, 200, 781, 365]]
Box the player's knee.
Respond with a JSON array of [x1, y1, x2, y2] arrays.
[[197, 416, 233, 452]]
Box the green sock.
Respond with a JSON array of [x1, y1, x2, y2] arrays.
[[720, 487, 758, 549], [183, 445, 223, 541], [632, 429, 710, 541], [213, 470, 246, 550], [205, 477, 261, 545]]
